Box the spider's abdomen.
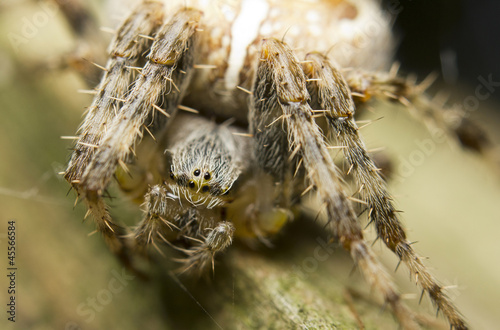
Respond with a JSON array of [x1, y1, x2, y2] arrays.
[[176, 0, 394, 122]]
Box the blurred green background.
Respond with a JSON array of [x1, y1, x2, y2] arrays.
[[1, 1, 499, 329]]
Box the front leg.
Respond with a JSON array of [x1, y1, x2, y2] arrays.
[[303, 52, 467, 329], [250, 38, 419, 329], [63, 3, 165, 271], [64, 1, 164, 186], [72, 9, 201, 270], [81, 8, 202, 194]]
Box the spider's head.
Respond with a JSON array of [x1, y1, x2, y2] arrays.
[[172, 167, 230, 195], [165, 141, 241, 208]]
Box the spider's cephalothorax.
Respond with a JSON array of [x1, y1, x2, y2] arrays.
[[165, 113, 248, 207], [62, 1, 478, 329]]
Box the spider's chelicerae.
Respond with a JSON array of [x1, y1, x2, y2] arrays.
[[61, 0, 488, 329]]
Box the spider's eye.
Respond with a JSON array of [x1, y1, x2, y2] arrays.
[[201, 185, 209, 193], [204, 172, 211, 180], [188, 181, 195, 189], [193, 169, 200, 176]]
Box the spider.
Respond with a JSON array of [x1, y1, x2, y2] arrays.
[[60, 0, 487, 329]]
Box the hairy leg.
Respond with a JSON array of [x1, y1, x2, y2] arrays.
[[345, 67, 491, 155], [65, 6, 201, 272], [65, 1, 164, 185], [63, 2, 165, 271], [81, 8, 202, 193], [250, 38, 418, 329], [303, 52, 467, 329]]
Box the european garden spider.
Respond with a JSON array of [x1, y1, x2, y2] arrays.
[[61, 0, 484, 328]]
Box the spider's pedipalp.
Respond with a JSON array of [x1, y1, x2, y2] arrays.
[[177, 221, 235, 276], [303, 52, 467, 329], [250, 38, 419, 329], [134, 184, 179, 250]]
